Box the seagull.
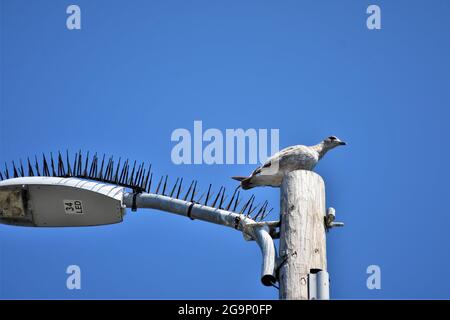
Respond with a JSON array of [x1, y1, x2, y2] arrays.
[[232, 136, 346, 190]]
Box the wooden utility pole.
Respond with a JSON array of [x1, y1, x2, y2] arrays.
[[278, 170, 328, 300]]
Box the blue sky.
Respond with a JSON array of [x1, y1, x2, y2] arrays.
[[0, 0, 449, 299]]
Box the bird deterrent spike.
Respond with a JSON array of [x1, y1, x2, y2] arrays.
[[196, 190, 206, 204], [239, 195, 255, 215], [112, 157, 120, 182], [220, 195, 230, 210], [51, 153, 57, 176], [155, 176, 163, 194], [226, 186, 239, 211], [133, 163, 140, 186], [94, 154, 99, 178], [19, 159, 25, 177], [260, 203, 268, 217], [211, 187, 223, 207], [261, 208, 274, 221], [136, 164, 143, 187], [176, 178, 183, 199], [89, 154, 95, 178], [77, 151, 82, 176], [129, 161, 137, 185], [105, 158, 111, 182], [42, 154, 50, 176], [55, 152, 59, 176], [132, 163, 140, 186], [59, 151, 66, 177], [83, 151, 90, 177], [12, 161, 18, 178], [143, 165, 151, 191], [260, 206, 272, 221], [5, 162, 10, 179], [247, 202, 261, 217], [183, 180, 195, 201], [78, 151, 84, 176], [110, 158, 116, 181], [103, 157, 109, 180], [86, 154, 95, 177], [138, 164, 145, 186], [109, 160, 114, 180], [169, 178, 180, 197], [11, 161, 18, 178], [27, 158, 34, 177], [10, 162, 16, 178], [233, 191, 241, 212], [66, 150, 72, 177], [104, 158, 111, 181], [204, 184, 212, 205], [55, 152, 62, 177], [190, 181, 198, 202], [6, 163, 10, 179], [146, 173, 153, 193], [6, 163, 11, 179], [206, 190, 216, 206], [132, 164, 142, 186], [218, 187, 226, 209], [245, 196, 255, 216], [17, 160, 22, 177], [119, 159, 127, 184], [136, 163, 144, 186], [212, 187, 223, 207], [124, 161, 130, 184], [123, 159, 130, 184], [52, 153, 56, 176], [73, 151, 78, 176], [73, 152, 78, 177], [138, 168, 146, 188], [253, 201, 268, 221], [33, 156, 40, 177], [13, 161, 19, 178], [141, 165, 150, 186], [56, 152, 61, 177], [88, 153, 95, 177], [1, 153, 274, 211], [140, 164, 148, 190], [162, 175, 168, 195]]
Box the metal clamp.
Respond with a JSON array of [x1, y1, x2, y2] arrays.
[[325, 207, 344, 230], [186, 202, 195, 220], [131, 192, 138, 212]]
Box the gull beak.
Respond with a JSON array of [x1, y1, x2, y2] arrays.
[[338, 141, 347, 146]]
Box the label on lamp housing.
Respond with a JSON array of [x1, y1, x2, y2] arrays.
[[63, 200, 84, 215]]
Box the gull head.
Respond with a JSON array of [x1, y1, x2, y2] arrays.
[[323, 136, 347, 149]]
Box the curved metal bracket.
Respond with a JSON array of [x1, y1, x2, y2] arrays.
[[123, 192, 278, 287], [247, 224, 277, 286]]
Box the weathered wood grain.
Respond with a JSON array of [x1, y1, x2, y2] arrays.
[[279, 170, 327, 300]]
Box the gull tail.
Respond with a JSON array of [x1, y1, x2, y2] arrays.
[[232, 176, 254, 190]]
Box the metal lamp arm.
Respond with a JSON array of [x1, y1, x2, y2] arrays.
[[122, 192, 277, 286]]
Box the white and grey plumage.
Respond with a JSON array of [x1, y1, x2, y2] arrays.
[[232, 136, 346, 190]]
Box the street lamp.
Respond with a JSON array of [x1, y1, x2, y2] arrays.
[[0, 152, 278, 286]]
